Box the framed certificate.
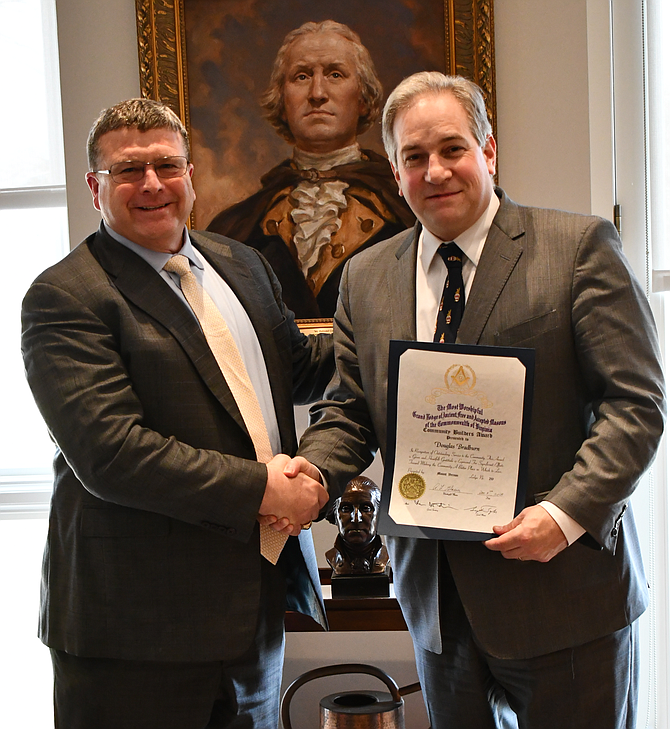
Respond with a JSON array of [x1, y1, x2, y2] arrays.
[[379, 341, 535, 541]]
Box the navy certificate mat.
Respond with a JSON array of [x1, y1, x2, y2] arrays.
[[378, 341, 535, 541]]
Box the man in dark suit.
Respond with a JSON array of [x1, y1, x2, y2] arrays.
[[295, 72, 666, 727], [21, 98, 332, 729]]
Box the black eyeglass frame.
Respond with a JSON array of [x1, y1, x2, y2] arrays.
[[93, 156, 190, 183]]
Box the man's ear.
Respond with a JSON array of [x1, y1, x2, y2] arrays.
[[187, 164, 196, 202], [85, 172, 102, 212], [390, 162, 404, 198], [484, 135, 497, 176]]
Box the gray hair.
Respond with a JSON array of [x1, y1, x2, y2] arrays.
[[260, 20, 383, 144], [382, 72, 492, 167], [87, 98, 190, 171]]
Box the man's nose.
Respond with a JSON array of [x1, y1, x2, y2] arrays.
[[351, 507, 362, 523], [425, 154, 451, 184], [140, 165, 164, 192], [309, 73, 328, 102]]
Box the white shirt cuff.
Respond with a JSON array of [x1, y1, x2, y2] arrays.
[[539, 501, 586, 545], [315, 466, 328, 491]]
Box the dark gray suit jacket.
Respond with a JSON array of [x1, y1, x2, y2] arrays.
[[21, 225, 333, 662], [299, 189, 665, 660]]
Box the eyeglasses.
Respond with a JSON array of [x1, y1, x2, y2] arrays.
[[94, 156, 189, 183]]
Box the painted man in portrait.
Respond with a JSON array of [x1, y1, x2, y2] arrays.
[[207, 20, 415, 319]]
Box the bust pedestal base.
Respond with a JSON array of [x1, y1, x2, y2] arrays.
[[330, 567, 391, 599]]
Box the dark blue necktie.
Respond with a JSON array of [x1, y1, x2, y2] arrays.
[[434, 242, 465, 344]]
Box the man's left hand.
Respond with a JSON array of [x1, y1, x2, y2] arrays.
[[484, 505, 568, 562]]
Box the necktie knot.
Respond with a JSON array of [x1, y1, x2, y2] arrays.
[[164, 254, 191, 278]]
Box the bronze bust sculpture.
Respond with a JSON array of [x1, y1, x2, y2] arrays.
[[326, 476, 389, 576]]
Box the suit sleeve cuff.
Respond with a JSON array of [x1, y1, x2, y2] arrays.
[[316, 466, 328, 492], [539, 501, 586, 545]]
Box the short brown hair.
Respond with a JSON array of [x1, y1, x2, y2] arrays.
[[87, 98, 189, 170]]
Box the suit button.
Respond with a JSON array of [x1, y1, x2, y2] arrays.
[[227, 528, 237, 537], [611, 527, 618, 538]]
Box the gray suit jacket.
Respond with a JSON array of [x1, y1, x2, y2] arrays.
[[299, 189, 665, 660], [21, 225, 333, 662]]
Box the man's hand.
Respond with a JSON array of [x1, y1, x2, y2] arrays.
[[258, 455, 328, 537], [282, 456, 323, 482], [484, 505, 568, 562]]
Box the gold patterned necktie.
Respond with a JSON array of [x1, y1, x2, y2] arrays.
[[163, 254, 288, 564], [434, 242, 465, 344]]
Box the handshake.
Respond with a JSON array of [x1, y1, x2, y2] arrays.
[[257, 455, 329, 537]]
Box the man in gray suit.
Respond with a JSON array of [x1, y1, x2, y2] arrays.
[[295, 72, 666, 727], [21, 99, 332, 729]]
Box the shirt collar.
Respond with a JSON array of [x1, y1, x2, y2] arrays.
[[419, 189, 500, 274], [103, 222, 202, 272]]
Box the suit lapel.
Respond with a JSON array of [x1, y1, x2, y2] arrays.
[[90, 226, 249, 435], [389, 224, 420, 341], [458, 191, 525, 344]]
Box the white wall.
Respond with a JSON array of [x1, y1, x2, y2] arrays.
[[53, 0, 607, 726], [496, 0, 596, 215], [56, 0, 139, 249]]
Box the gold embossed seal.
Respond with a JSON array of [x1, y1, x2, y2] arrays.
[[398, 473, 426, 500]]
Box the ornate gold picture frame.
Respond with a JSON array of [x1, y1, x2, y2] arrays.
[[135, 0, 495, 327]]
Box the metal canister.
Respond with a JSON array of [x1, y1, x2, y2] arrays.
[[281, 662, 421, 729]]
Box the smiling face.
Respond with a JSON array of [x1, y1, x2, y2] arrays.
[[86, 127, 195, 253], [282, 31, 365, 153], [336, 485, 380, 548], [391, 91, 496, 241]]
